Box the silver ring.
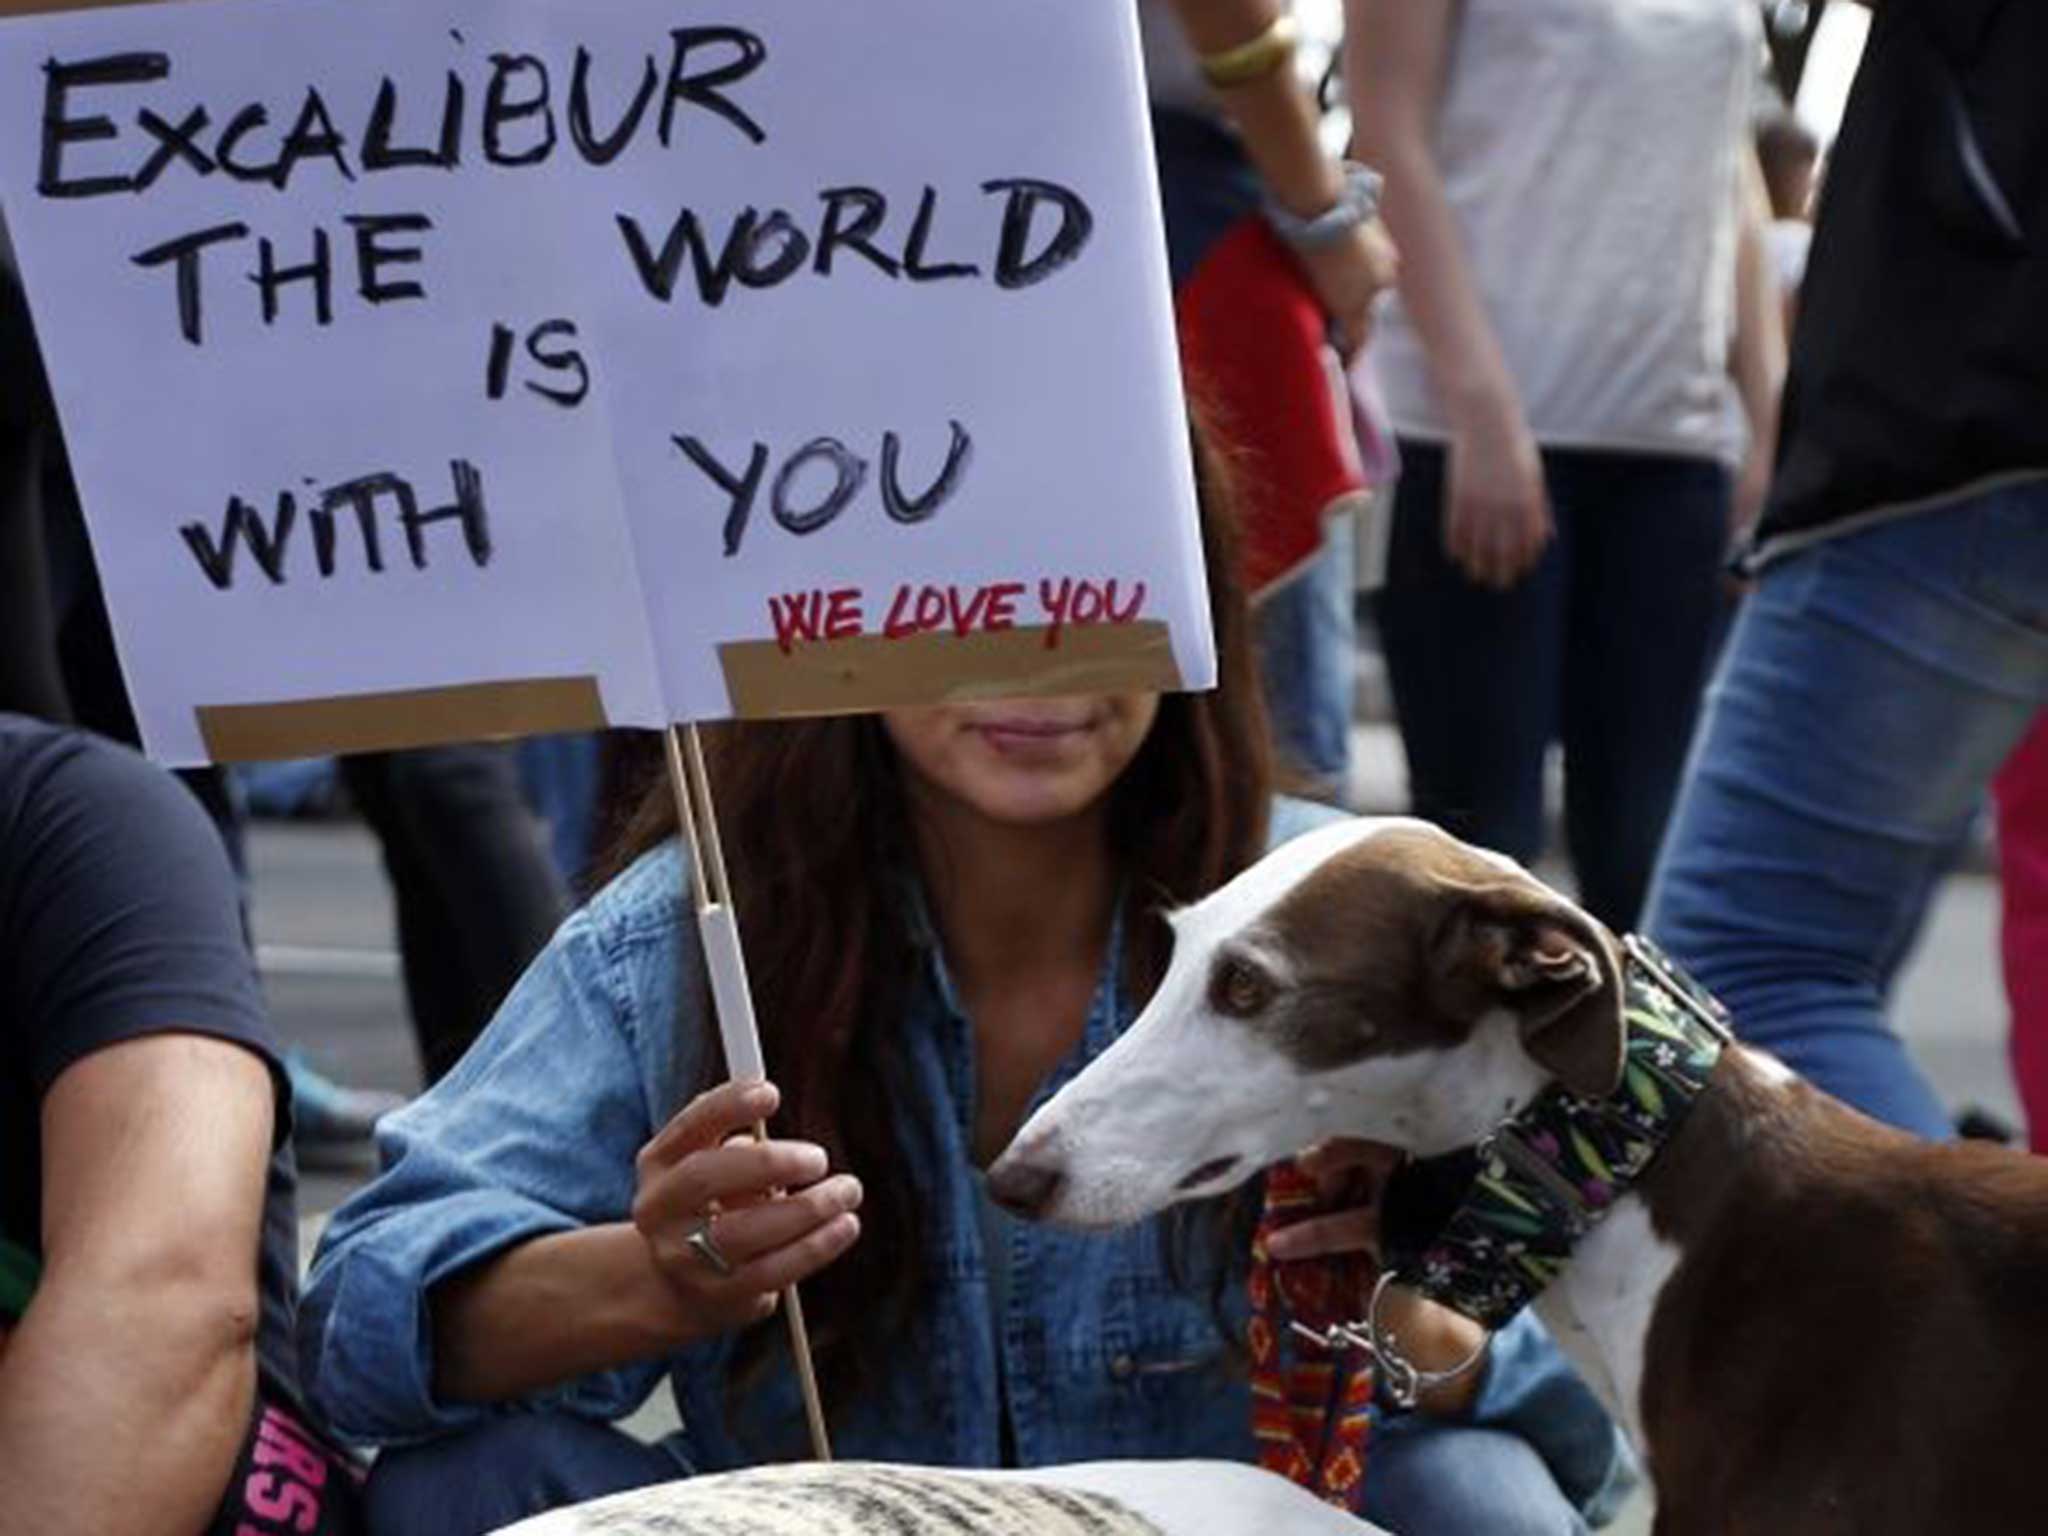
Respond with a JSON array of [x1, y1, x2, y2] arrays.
[[684, 1216, 733, 1277]]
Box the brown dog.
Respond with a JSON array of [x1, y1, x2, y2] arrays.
[[990, 817, 2048, 1534]]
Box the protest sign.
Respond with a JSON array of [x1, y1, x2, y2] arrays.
[[0, 0, 1213, 765]]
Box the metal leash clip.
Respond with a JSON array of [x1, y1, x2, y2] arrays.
[[1288, 1272, 1494, 1410]]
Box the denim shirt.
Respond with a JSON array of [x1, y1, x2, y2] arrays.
[[299, 800, 1624, 1511]]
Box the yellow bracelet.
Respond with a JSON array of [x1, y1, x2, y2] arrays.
[[1197, 15, 1300, 91]]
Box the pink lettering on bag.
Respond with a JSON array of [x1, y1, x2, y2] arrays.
[[242, 1470, 322, 1533], [254, 1408, 330, 1489]]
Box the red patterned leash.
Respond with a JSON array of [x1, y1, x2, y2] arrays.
[[1247, 1161, 1377, 1510]]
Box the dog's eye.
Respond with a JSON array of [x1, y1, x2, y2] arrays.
[[1210, 955, 1274, 1017]]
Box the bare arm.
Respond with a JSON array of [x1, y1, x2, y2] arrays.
[[1346, 0, 1550, 589], [1165, 0, 1344, 220], [1345, 0, 1511, 426], [1162, 0, 1397, 355], [1728, 148, 1787, 541], [0, 1035, 273, 1536], [430, 1223, 715, 1402], [1268, 1140, 1486, 1415]]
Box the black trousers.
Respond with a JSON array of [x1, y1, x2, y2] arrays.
[[2, 253, 246, 863], [1, 237, 71, 725], [340, 747, 568, 1083], [1374, 440, 1732, 931]]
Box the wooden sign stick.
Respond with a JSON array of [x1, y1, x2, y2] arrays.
[[662, 722, 833, 1461]]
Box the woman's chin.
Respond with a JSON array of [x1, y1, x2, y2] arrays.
[[960, 766, 1109, 827]]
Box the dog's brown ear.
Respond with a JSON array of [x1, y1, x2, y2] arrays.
[[1429, 879, 1625, 1099]]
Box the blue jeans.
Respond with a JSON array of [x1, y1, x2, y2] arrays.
[[339, 746, 568, 1084], [1365, 1426, 1591, 1536], [239, 757, 340, 818], [362, 1410, 1598, 1536], [1258, 514, 1357, 799], [516, 731, 603, 888], [1376, 443, 1732, 930], [1646, 483, 2048, 1137]]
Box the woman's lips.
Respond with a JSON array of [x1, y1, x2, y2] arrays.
[[978, 718, 1088, 737], [970, 711, 1099, 753]]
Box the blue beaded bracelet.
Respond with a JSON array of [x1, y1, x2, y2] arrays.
[[1263, 161, 1384, 250]]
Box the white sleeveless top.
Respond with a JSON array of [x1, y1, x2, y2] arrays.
[[1371, 0, 1760, 462]]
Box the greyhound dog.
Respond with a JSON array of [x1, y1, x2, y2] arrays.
[[988, 818, 2048, 1534]]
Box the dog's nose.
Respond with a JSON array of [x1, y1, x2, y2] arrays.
[[987, 1155, 1066, 1220]]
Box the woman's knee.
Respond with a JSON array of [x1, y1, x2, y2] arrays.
[[365, 1414, 680, 1536], [1363, 1423, 1590, 1536]]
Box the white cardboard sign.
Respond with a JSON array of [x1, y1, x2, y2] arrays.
[[0, 0, 1213, 765]]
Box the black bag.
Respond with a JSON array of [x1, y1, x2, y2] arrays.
[[208, 1394, 368, 1536]]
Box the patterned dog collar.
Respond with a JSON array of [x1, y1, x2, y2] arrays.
[[1383, 936, 1734, 1330]]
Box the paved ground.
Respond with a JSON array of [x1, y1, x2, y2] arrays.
[[258, 728, 2019, 1531]]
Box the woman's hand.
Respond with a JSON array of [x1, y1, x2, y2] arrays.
[[1720, 445, 1769, 603], [427, 1078, 860, 1404], [1266, 1139, 1491, 1416], [1297, 217, 1401, 360], [1263, 1138, 1398, 1263], [1445, 398, 1552, 592], [631, 1080, 862, 1337], [1732, 439, 1772, 550]]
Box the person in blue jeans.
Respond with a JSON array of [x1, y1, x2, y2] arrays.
[[1645, 0, 2048, 1138], [300, 428, 1627, 1536]]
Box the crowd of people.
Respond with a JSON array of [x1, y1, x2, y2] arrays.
[[4, 0, 2043, 1533]]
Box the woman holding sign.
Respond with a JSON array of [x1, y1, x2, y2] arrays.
[[300, 431, 1628, 1534]]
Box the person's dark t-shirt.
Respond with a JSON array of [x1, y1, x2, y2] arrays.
[[0, 715, 300, 1395], [1753, 0, 2048, 566]]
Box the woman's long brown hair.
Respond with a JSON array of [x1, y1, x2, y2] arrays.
[[603, 420, 1277, 1414]]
